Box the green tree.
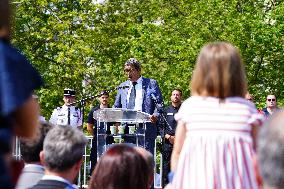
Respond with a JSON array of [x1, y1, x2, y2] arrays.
[[11, 0, 284, 119]]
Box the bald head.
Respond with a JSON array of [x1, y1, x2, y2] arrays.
[[258, 109, 284, 189]]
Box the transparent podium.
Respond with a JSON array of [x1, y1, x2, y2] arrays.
[[93, 108, 150, 159]]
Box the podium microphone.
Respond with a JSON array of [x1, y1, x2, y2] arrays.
[[150, 93, 165, 113], [150, 92, 172, 130]]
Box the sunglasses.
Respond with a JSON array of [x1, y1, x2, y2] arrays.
[[124, 69, 135, 74], [267, 99, 276, 102]]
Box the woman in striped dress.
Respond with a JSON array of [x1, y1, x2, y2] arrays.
[[170, 42, 263, 189]]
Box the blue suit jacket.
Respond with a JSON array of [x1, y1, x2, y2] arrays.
[[114, 77, 163, 139]]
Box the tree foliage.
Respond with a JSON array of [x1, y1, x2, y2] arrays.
[[11, 0, 284, 119]]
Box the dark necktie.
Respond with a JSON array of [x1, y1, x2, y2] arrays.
[[127, 82, 137, 109], [67, 107, 71, 125]]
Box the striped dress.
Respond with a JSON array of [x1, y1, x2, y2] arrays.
[[172, 96, 263, 189]]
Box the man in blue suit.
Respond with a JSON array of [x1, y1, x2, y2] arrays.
[[114, 58, 163, 155]]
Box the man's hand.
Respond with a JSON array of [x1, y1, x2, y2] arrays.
[[87, 123, 94, 135], [169, 135, 175, 144], [149, 115, 158, 123], [166, 134, 175, 144]]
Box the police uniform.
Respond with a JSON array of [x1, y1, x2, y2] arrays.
[[49, 89, 82, 128], [160, 104, 181, 186]]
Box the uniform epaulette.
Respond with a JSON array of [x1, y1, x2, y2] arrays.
[[56, 107, 62, 110]]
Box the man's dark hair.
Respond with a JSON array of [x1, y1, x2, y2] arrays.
[[100, 90, 109, 97], [172, 88, 183, 96], [266, 93, 277, 101], [0, 0, 11, 41], [20, 122, 52, 162], [124, 58, 141, 71], [0, 0, 10, 28]]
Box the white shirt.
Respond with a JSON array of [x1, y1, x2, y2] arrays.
[[49, 105, 82, 128], [127, 77, 143, 111]]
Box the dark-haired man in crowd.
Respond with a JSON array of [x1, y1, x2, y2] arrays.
[[30, 126, 87, 189], [15, 123, 52, 189], [159, 89, 182, 187], [87, 90, 114, 174]]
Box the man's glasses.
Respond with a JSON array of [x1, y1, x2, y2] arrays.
[[267, 99, 276, 102], [124, 69, 135, 74]]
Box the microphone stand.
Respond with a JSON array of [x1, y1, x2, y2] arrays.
[[152, 98, 172, 187], [69, 85, 129, 188]]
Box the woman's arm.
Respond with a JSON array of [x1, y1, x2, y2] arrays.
[[12, 95, 39, 138], [170, 121, 186, 172]]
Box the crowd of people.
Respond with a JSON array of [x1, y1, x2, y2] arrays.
[[9, 44, 283, 189], [1, 0, 284, 189]]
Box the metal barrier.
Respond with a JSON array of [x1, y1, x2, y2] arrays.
[[77, 135, 93, 188], [154, 136, 163, 189], [13, 135, 163, 189]]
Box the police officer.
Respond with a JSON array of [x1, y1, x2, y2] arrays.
[[159, 89, 182, 187], [49, 88, 82, 129]]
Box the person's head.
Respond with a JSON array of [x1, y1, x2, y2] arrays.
[[258, 110, 284, 189], [40, 126, 87, 173], [170, 89, 182, 105], [191, 42, 246, 99], [0, 0, 11, 41], [20, 122, 52, 163], [266, 94, 277, 109], [245, 92, 253, 102], [89, 144, 149, 189], [124, 58, 141, 82], [134, 147, 155, 188], [63, 88, 76, 106], [98, 90, 109, 106]]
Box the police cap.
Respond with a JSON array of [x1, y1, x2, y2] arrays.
[[100, 90, 109, 96], [64, 88, 75, 97]]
